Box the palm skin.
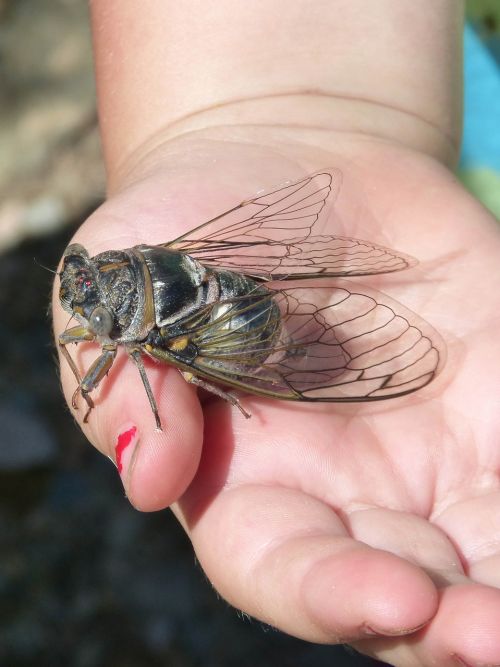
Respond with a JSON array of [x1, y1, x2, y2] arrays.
[[54, 134, 500, 667]]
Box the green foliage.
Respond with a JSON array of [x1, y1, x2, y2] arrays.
[[460, 167, 500, 220], [466, 0, 500, 33]]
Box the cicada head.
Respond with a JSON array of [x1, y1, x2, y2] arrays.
[[60, 243, 121, 341], [59, 244, 102, 320], [59, 244, 142, 340]]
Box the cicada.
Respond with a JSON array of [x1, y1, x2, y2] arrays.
[[58, 170, 444, 429]]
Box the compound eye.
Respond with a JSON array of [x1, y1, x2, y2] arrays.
[[75, 272, 92, 290], [89, 306, 114, 336], [71, 272, 94, 305]]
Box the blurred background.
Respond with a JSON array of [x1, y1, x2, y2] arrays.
[[0, 2, 498, 665]]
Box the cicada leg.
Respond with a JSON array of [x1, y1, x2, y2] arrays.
[[59, 325, 96, 409], [59, 326, 118, 422], [59, 326, 95, 374], [128, 349, 162, 430], [76, 344, 118, 422], [142, 343, 251, 421], [181, 372, 251, 419]]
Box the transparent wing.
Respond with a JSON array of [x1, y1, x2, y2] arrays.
[[164, 170, 415, 281], [173, 282, 445, 402]]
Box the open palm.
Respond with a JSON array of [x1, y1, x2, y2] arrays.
[[54, 138, 500, 666]]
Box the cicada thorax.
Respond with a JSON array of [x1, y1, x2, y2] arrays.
[[89, 245, 212, 342], [89, 249, 143, 339], [139, 249, 283, 368], [138, 245, 214, 328]]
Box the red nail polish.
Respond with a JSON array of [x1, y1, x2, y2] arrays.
[[115, 425, 137, 474]]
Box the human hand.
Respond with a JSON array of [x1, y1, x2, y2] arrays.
[[53, 134, 500, 666], [54, 2, 500, 665]]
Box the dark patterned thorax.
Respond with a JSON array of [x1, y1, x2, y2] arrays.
[[139, 246, 209, 327], [94, 250, 140, 337]]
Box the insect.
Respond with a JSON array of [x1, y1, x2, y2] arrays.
[[58, 169, 444, 429]]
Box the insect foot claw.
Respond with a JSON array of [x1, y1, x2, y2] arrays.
[[240, 405, 252, 419], [71, 387, 80, 410]]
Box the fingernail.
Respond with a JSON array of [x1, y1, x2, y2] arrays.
[[115, 424, 138, 488], [452, 657, 474, 667], [451, 656, 495, 667], [106, 454, 117, 468], [362, 621, 427, 637]]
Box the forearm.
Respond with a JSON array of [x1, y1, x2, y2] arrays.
[[90, 0, 464, 181]]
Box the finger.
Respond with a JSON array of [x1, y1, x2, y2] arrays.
[[53, 209, 205, 511], [432, 491, 500, 588], [370, 584, 500, 667], [419, 584, 500, 666], [56, 297, 204, 512], [176, 484, 438, 643], [347, 507, 466, 585], [347, 508, 500, 665]]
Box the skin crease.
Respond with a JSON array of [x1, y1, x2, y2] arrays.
[[52, 2, 500, 665]]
